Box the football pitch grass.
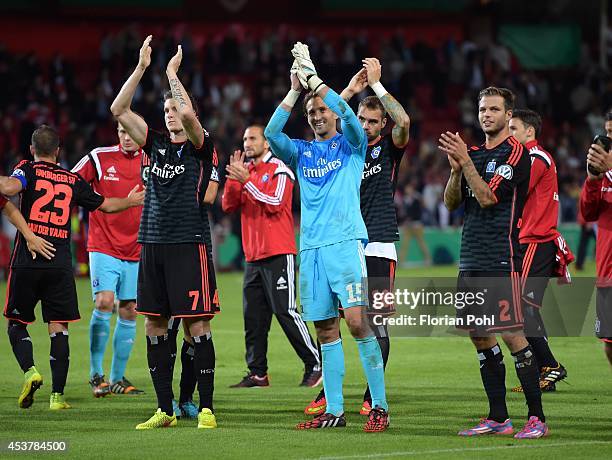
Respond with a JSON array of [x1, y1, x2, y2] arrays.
[[1, 264, 610, 459]]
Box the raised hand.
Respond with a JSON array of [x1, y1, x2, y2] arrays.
[[226, 152, 249, 183], [229, 149, 246, 167], [138, 35, 152, 70], [348, 68, 369, 94], [291, 60, 306, 90], [439, 131, 469, 169], [362, 58, 382, 86], [26, 235, 55, 260], [167, 45, 183, 74], [587, 143, 612, 179], [291, 42, 318, 83]]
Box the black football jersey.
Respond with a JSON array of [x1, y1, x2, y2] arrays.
[[10, 160, 104, 269], [459, 136, 530, 272], [139, 129, 215, 245], [360, 135, 405, 243]]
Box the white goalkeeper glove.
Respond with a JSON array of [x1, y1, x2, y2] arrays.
[[291, 42, 324, 92], [290, 59, 307, 90]]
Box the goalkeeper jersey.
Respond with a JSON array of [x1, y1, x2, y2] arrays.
[[265, 89, 368, 251]]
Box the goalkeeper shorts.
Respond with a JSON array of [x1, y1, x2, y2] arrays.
[[299, 239, 368, 322]]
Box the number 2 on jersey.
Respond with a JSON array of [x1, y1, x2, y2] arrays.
[[30, 180, 73, 226]]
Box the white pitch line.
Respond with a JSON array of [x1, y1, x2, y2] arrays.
[[306, 440, 612, 460]]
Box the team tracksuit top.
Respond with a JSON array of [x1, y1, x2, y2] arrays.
[[580, 170, 612, 287], [222, 152, 296, 262], [72, 144, 143, 261], [519, 140, 560, 243]]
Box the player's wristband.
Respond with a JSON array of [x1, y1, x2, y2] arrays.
[[282, 89, 301, 108], [371, 81, 388, 98], [306, 75, 324, 93]]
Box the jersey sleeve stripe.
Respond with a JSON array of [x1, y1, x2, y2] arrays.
[[88, 151, 103, 180], [71, 155, 90, 174], [529, 149, 552, 168], [508, 137, 521, 164], [273, 164, 296, 181], [244, 174, 286, 205], [507, 138, 522, 166], [488, 175, 503, 191]]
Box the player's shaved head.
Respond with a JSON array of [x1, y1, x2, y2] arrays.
[[31, 125, 60, 157]]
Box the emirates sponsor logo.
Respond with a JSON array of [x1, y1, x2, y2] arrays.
[[362, 162, 382, 179], [302, 158, 342, 179], [151, 163, 185, 179]]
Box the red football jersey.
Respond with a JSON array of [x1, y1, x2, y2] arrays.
[[72, 144, 144, 261], [519, 140, 559, 243], [580, 171, 612, 286], [221, 152, 296, 262]]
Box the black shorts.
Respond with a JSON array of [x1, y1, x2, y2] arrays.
[[521, 241, 556, 308], [3, 268, 79, 324], [595, 287, 612, 341], [366, 256, 396, 316], [456, 271, 523, 334], [137, 243, 220, 319]]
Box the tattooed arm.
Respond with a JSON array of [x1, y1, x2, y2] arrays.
[[166, 45, 205, 148], [439, 131, 496, 208], [444, 169, 463, 211], [380, 93, 410, 148], [461, 160, 496, 208], [362, 58, 410, 148]]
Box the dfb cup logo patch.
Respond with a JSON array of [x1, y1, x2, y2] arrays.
[[494, 164, 513, 179], [486, 161, 496, 173], [371, 146, 381, 159], [262, 173, 269, 183]]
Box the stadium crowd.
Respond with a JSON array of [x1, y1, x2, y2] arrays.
[[0, 24, 606, 241]]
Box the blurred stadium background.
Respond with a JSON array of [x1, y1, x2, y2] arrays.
[[0, 0, 608, 274]]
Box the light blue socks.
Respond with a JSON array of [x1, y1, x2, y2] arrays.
[[110, 318, 136, 383], [89, 309, 111, 378], [356, 336, 388, 411], [321, 338, 345, 416]]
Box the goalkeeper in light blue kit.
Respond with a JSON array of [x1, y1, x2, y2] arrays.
[[264, 43, 389, 432]]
